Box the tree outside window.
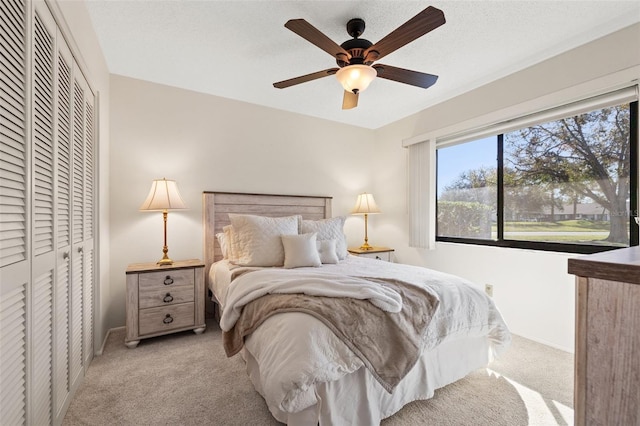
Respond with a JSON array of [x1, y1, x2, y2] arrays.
[[437, 101, 637, 252]]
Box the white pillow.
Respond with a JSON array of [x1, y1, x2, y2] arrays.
[[223, 225, 240, 261], [215, 232, 229, 259], [281, 233, 321, 269], [301, 216, 347, 260], [316, 239, 339, 264], [229, 214, 300, 266]]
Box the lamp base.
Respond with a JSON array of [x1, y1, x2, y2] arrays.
[[158, 242, 173, 265], [359, 242, 373, 250]]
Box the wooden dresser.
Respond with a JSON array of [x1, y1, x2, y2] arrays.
[[125, 259, 206, 348], [567, 246, 640, 426]]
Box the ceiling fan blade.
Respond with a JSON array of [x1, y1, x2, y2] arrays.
[[273, 68, 339, 89], [373, 64, 438, 89], [285, 19, 352, 61], [364, 6, 445, 62], [342, 90, 358, 110]]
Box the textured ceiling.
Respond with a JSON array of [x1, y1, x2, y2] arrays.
[[85, 0, 640, 129]]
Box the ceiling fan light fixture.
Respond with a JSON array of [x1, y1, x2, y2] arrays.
[[336, 64, 377, 94]]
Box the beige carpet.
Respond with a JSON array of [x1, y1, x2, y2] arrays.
[[63, 319, 573, 425]]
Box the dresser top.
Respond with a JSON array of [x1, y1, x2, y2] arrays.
[[568, 246, 640, 285], [126, 259, 204, 274]]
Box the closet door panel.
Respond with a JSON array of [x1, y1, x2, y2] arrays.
[[0, 0, 28, 268], [69, 247, 83, 384], [71, 79, 84, 246], [54, 250, 70, 412], [0, 279, 28, 425], [31, 3, 57, 424], [32, 269, 54, 425], [32, 5, 55, 256], [69, 72, 87, 389], [82, 93, 94, 363], [54, 33, 73, 417], [0, 0, 29, 423], [83, 246, 93, 363]]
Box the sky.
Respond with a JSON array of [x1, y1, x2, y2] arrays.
[[437, 136, 497, 195]]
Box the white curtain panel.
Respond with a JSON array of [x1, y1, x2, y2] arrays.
[[408, 140, 436, 249]]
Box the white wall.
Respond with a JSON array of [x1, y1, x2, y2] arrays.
[[53, 0, 111, 349], [373, 23, 640, 352], [107, 76, 376, 330]]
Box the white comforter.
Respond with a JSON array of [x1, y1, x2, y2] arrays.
[[220, 269, 406, 332], [213, 255, 511, 419]]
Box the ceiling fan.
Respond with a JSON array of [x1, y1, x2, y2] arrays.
[[273, 6, 445, 110]]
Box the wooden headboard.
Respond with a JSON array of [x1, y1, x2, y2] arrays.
[[202, 192, 333, 285]]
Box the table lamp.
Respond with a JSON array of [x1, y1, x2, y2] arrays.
[[140, 178, 187, 265], [351, 192, 381, 250]]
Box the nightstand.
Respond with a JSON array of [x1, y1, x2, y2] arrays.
[[348, 247, 395, 262], [125, 259, 206, 348]]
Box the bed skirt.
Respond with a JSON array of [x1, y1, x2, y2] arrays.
[[244, 334, 492, 425]]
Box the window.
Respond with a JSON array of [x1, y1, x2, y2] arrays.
[[436, 100, 638, 253], [437, 137, 497, 239]]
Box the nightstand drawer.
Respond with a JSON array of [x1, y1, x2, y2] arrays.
[[138, 268, 194, 291], [348, 247, 394, 262], [139, 284, 194, 309], [356, 251, 391, 261], [139, 302, 195, 336]]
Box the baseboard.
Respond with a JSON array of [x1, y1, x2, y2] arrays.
[[515, 333, 574, 354], [96, 326, 125, 356]]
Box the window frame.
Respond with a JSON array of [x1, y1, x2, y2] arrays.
[[436, 101, 639, 254]]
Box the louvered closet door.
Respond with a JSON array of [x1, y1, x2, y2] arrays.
[[54, 29, 73, 421], [31, 3, 57, 424], [69, 69, 87, 390], [0, 0, 29, 424], [82, 82, 95, 366], [1, 1, 96, 424]]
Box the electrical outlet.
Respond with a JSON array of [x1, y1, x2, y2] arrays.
[[485, 284, 494, 297]]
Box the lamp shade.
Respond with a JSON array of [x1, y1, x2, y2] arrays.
[[336, 65, 377, 94], [140, 178, 187, 211], [351, 193, 381, 215]]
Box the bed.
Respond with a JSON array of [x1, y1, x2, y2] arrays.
[[203, 191, 511, 425]]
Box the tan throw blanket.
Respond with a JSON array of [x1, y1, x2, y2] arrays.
[[223, 277, 440, 393]]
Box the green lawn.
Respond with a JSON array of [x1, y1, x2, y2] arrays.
[[492, 219, 627, 246], [510, 234, 617, 244], [497, 220, 612, 232]]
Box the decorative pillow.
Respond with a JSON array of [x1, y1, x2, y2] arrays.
[[281, 233, 321, 269], [316, 239, 339, 264], [215, 232, 229, 259], [229, 214, 300, 266], [223, 225, 240, 261], [301, 216, 347, 260]]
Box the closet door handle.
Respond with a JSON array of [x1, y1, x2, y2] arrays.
[[78, 247, 83, 253], [62, 251, 69, 260]]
